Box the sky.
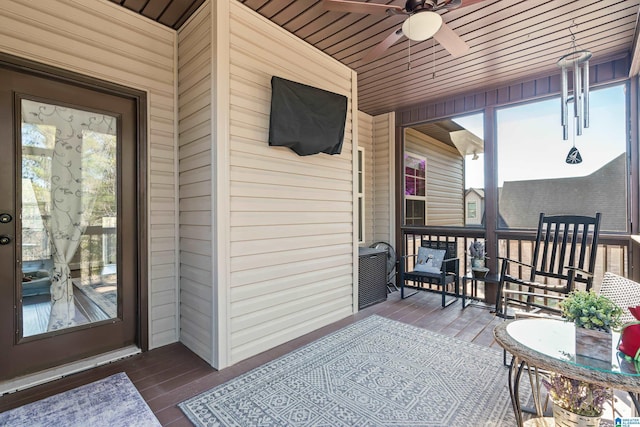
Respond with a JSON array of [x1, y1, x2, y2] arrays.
[[453, 84, 627, 189]]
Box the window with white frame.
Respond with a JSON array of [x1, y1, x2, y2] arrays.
[[404, 152, 426, 226], [467, 201, 477, 219]]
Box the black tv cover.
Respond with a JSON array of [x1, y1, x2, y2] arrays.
[[269, 76, 348, 156]]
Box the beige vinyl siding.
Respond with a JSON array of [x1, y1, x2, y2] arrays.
[[405, 128, 464, 226], [373, 113, 395, 244], [0, 0, 178, 349], [358, 111, 374, 246], [228, 2, 356, 364], [177, 3, 214, 363]]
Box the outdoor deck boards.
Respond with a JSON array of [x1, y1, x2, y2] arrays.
[[0, 290, 501, 426]]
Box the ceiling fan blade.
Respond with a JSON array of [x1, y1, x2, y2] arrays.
[[444, 0, 488, 9], [432, 22, 469, 57], [459, 0, 488, 7], [322, 0, 404, 15], [362, 28, 404, 63]]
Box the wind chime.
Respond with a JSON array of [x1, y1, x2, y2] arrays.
[[557, 25, 592, 164]]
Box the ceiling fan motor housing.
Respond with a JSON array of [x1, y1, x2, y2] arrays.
[[405, 0, 458, 13], [322, 0, 471, 61], [405, 0, 427, 13]]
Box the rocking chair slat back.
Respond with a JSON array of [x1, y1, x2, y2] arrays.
[[531, 213, 601, 292]]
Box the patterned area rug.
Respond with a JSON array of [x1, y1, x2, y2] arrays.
[[0, 372, 160, 427], [180, 315, 526, 426]]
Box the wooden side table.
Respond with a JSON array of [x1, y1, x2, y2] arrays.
[[461, 272, 500, 311]]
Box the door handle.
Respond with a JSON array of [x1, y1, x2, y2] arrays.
[[0, 236, 11, 245], [0, 213, 11, 223]]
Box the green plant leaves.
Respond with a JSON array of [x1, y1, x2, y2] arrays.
[[560, 290, 623, 332]]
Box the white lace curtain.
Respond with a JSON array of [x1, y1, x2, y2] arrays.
[[22, 100, 116, 331]]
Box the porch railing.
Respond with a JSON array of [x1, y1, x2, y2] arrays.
[[401, 226, 486, 276], [401, 226, 629, 293], [26, 225, 116, 279]]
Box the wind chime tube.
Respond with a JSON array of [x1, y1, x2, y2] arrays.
[[574, 59, 583, 136], [583, 59, 589, 129], [561, 65, 568, 140]]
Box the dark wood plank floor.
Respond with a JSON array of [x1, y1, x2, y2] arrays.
[[0, 290, 503, 426]]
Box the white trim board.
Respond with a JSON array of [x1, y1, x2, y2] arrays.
[[0, 345, 141, 395]]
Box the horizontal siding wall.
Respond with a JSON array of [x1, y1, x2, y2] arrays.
[[228, 2, 356, 364], [358, 111, 374, 246], [405, 128, 464, 226], [177, 3, 213, 364], [0, 0, 178, 349], [373, 113, 395, 245]]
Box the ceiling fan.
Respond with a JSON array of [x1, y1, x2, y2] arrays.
[[322, 0, 485, 63]]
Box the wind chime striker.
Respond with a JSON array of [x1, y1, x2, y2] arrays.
[[557, 28, 591, 164]]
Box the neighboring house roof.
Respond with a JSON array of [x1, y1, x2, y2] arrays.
[[465, 188, 485, 199], [498, 154, 627, 231]]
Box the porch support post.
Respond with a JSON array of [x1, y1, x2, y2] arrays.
[[394, 123, 404, 259], [630, 77, 640, 281], [483, 107, 498, 273]]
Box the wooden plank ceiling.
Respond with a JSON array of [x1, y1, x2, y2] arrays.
[[108, 0, 207, 30], [111, 0, 640, 116]]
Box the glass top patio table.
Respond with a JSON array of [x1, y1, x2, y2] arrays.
[[504, 318, 639, 376], [494, 318, 640, 427]]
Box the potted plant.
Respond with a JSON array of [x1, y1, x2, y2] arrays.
[[532, 289, 622, 427], [542, 373, 611, 427], [560, 289, 623, 363], [468, 241, 488, 277], [560, 290, 623, 333]]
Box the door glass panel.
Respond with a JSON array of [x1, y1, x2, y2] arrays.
[[21, 99, 118, 337]]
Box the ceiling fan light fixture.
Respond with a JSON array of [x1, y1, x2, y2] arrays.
[[402, 11, 443, 41]]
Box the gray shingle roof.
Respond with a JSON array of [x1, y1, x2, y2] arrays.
[[498, 154, 626, 231]]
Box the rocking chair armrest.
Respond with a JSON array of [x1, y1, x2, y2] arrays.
[[499, 274, 530, 288], [564, 266, 594, 277], [502, 289, 567, 301], [497, 256, 534, 270]]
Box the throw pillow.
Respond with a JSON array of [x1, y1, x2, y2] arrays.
[[414, 247, 445, 274]]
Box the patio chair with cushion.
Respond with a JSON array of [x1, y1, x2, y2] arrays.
[[400, 240, 459, 308]]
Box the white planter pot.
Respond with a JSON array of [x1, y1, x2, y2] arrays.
[[471, 258, 485, 269], [552, 404, 601, 427]]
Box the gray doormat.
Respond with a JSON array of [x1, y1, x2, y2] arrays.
[[0, 372, 160, 427]]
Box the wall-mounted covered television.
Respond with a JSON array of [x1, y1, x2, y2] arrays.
[[268, 76, 348, 156]]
